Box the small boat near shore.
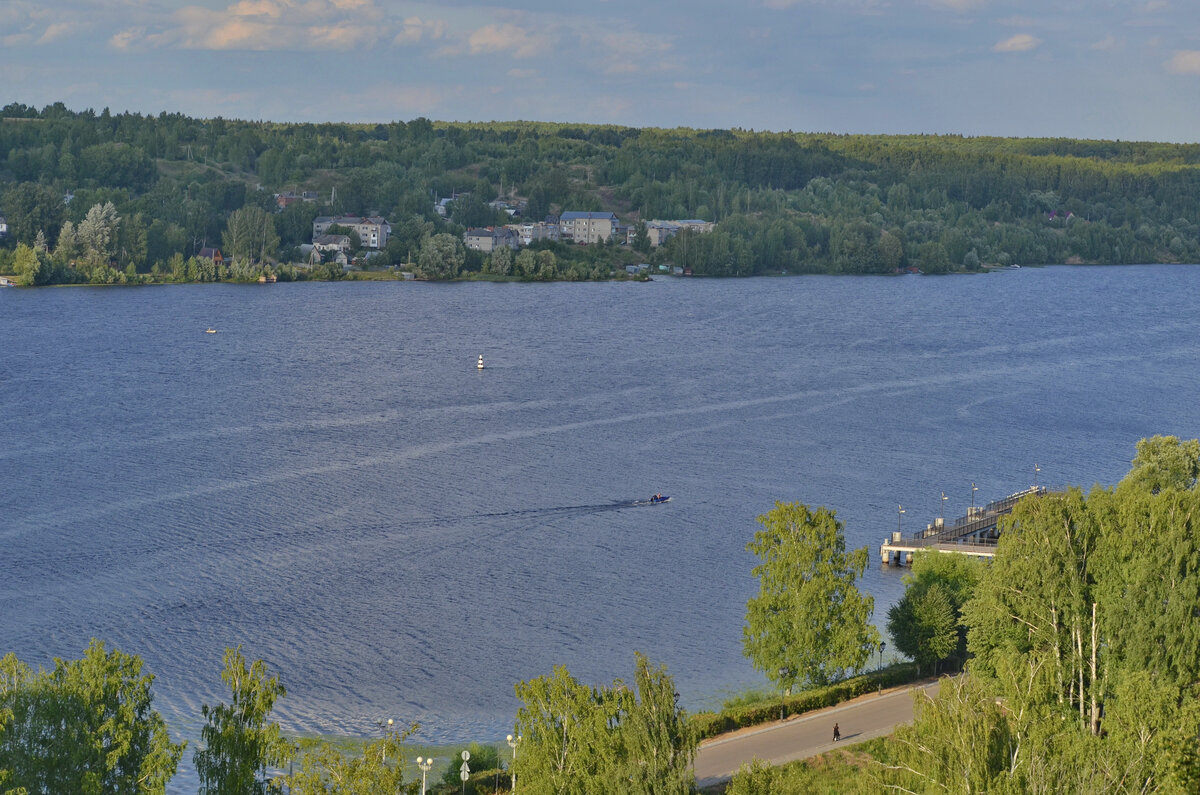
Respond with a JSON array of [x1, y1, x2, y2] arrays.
[[205, 328, 217, 334]]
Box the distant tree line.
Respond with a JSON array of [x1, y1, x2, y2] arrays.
[[2, 102, 1199, 284]]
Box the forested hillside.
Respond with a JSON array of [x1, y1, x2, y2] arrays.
[[3, 101, 1200, 284]]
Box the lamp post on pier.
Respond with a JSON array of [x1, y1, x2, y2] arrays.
[[940, 491, 948, 521], [897, 504, 904, 535], [971, 482, 978, 509], [1034, 464, 1041, 488]]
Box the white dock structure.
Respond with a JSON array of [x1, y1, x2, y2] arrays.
[[880, 486, 1046, 566]]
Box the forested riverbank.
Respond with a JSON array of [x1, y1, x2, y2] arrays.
[[2, 102, 1200, 285]]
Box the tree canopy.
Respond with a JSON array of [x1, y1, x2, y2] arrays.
[[194, 646, 292, 795], [888, 438, 1200, 794], [510, 653, 696, 794], [0, 640, 184, 795], [742, 502, 880, 692]]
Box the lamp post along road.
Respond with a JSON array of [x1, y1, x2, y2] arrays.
[[377, 718, 394, 765], [507, 733, 521, 793], [416, 756, 433, 795]]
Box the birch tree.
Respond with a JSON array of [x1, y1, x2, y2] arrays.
[[742, 502, 879, 693]]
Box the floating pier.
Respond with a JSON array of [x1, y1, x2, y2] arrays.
[[881, 486, 1045, 565]]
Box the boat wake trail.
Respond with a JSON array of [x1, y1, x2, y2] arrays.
[[407, 500, 651, 527]]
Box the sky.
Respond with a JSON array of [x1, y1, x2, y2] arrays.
[[2, 0, 1199, 142]]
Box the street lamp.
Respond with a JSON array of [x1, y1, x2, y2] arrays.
[[1034, 463, 1041, 488], [416, 756, 433, 795], [940, 491, 948, 521], [971, 482, 978, 509], [507, 733, 522, 793], [879, 641, 886, 671], [376, 718, 394, 764], [897, 504, 905, 535]]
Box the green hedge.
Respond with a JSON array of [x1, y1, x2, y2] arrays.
[[690, 664, 921, 741]]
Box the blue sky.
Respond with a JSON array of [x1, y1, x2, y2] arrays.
[[2, 0, 1199, 142]]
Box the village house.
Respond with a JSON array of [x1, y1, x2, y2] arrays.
[[274, 191, 319, 210], [312, 216, 391, 249], [313, 234, 352, 255], [559, 211, 618, 245], [464, 226, 519, 253], [433, 192, 469, 217], [516, 221, 561, 245], [197, 247, 224, 264], [636, 219, 717, 247], [488, 198, 527, 217], [0, 214, 8, 238]]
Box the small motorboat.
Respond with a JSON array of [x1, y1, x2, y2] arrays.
[[205, 328, 217, 334], [649, 494, 671, 504]]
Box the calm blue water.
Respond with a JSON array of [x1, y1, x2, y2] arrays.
[[2, 268, 1198, 760]]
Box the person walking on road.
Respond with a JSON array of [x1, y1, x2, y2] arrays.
[[833, 722, 840, 742]]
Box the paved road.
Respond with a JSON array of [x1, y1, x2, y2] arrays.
[[693, 681, 941, 787]]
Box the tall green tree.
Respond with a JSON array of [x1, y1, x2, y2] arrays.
[[222, 206, 280, 265], [12, 243, 44, 285], [742, 502, 879, 693], [510, 653, 695, 795], [416, 233, 465, 279], [76, 202, 120, 265], [887, 582, 958, 675], [1116, 434, 1200, 495], [1, 182, 65, 246], [887, 551, 982, 673], [194, 646, 292, 795], [0, 640, 184, 795]]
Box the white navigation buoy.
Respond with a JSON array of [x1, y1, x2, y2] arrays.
[[477, 354, 485, 370]]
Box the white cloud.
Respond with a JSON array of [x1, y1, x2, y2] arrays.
[[1166, 50, 1200, 74], [992, 33, 1041, 52], [37, 22, 75, 44], [588, 29, 673, 75], [466, 23, 549, 58], [111, 0, 394, 52], [393, 17, 445, 46], [0, 2, 83, 46], [1090, 34, 1118, 51]]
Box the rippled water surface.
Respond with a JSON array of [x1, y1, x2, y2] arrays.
[[3, 267, 1199, 760]]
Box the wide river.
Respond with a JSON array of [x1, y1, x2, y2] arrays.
[[3, 266, 1198, 757]]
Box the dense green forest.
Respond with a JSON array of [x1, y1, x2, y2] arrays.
[[2, 101, 1200, 285]]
